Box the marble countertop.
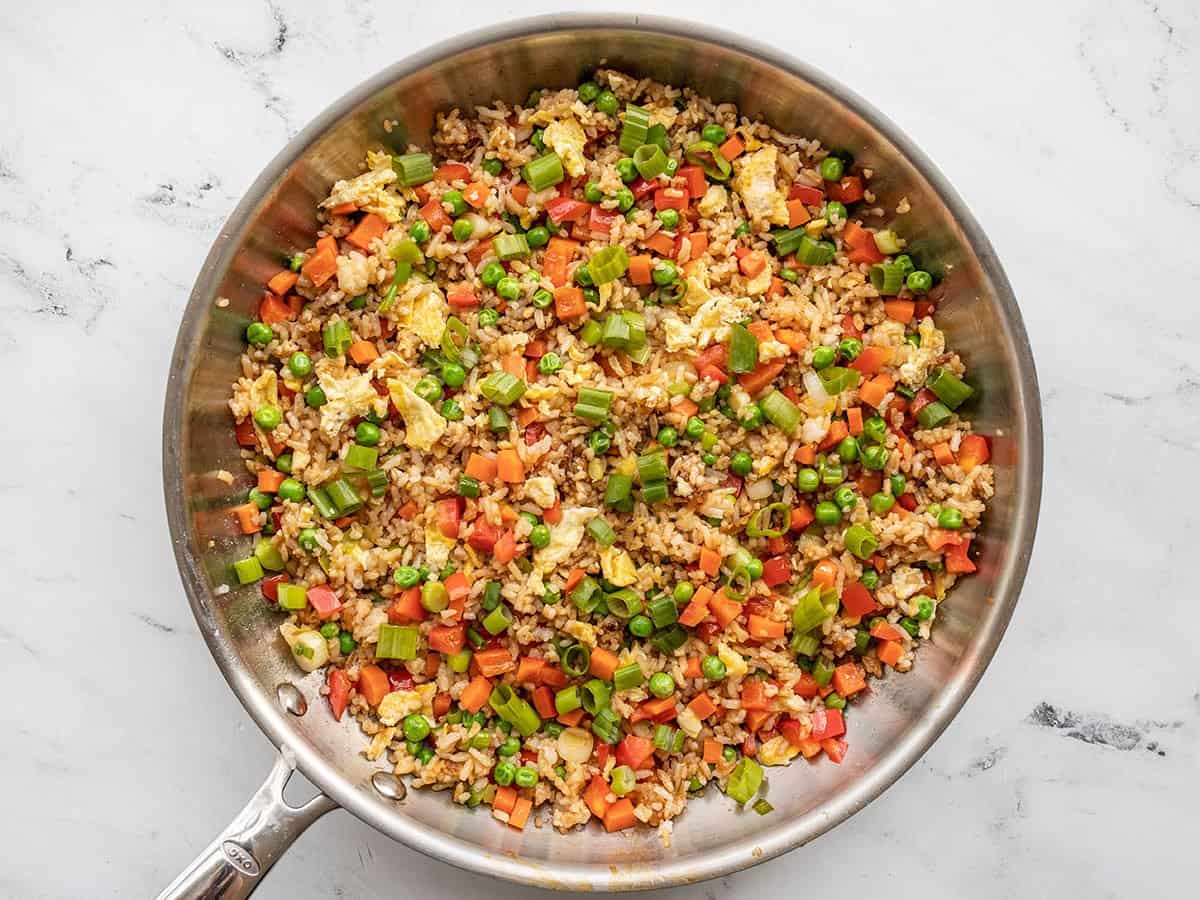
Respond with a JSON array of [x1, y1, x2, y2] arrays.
[[2, 1, 1196, 897]]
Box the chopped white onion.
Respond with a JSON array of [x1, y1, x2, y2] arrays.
[[557, 726, 594, 764], [746, 478, 774, 501]]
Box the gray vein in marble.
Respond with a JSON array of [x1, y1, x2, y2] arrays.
[[1027, 702, 1180, 755], [208, 0, 293, 131], [0, 625, 40, 658], [133, 613, 177, 634]]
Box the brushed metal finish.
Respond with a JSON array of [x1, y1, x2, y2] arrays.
[[162, 13, 1042, 894]]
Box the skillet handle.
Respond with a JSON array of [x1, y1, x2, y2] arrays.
[[156, 750, 338, 900]]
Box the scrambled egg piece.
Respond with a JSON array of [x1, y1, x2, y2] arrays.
[[696, 184, 728, 217], [324, 164, 405, 223], [732, 145, 789, 227], [743, 265, 772, 297], [315, 357, 384, 442], [681, 259, 711, 313], [389, 281, 447, 348], [386, 379, 447, 451], [899, 318, 946, 387], [600, 547, 638, 587], [424, 519, 456, 568], [889, 566, 926, 601], [377, 683, 437, 726], [534, 506, 598, 574], [247, 368, 279, 411], [758, 736, 801, 766], [647, 106, 679, 129], [676, 707, 703, 738], [524, 476, 556, 509], [365, 727, 396, 761], [661, 312, 695, 352], [717, 641, 748, 679], [336, 251, 374, 295], [542, 117, 589, 178], [689, 294, 753, 348], [564, 619, 597, 647]]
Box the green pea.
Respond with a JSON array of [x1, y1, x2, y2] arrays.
[[647, 427, 675, 451], [441, 399, 464, 420], [740, 405, 764, 430], [746, 557, 764, 580], [409, 220, 432, 243], [496, 276, 524, 303], [526, 225, 550, 248], [616, 158, 637, 183], [861, 444, 888, 471], [837, 436, 859, 463], [797, 468, 820, 492], [518, 511, 540, 528], [701, 655, 727, 680], [492, 759, 516, 786], [253, 405, 282, 430], [288, 351, 313, 378], [440, 189, 466, 215], [247, 488, 270, 511], [915, 596, 935, 620], [278, 478, 306, 502], [514, 766, 538, 789], [274, 452, 293, 474], [780, 268, 799, 282], [246, 322, 273, 346], [615, 187, 635, 212], [480, 261, 505, 288], [478, 308, 500, 328], [825, 693, 847, 710], [889, 473, 906, 496], [452, 217, 474, 242], [823, 200, 848, 221], [812, 346, 836, 370], [838, 338, 863, 361], [584, 181, 604, 203], [652, 261, 679, 286], [287, 253, 304, 271], [863, 416, 887, 444], [350, 421, 379, 447], [701, 123, 727, 144], [543, 589, 560, 606], [595, 90, 619, 115], [537, 352, 562, 375], [403, 714, 431, 742], [861, 569, 880, 590], [531, 288, 553, 309], [685, 416, 706, 440], [394, 565, 420, 588], [938, 507, 964, 530], [907, 270, 933, 294], [814, 501, 842, 526], [578, 81, 600, 103], [656, 208, 680, 229], [482, 157, 504, 176], [339, 632, 357, 655], [413, 376, 443, 405], [819, 156, 844, 181], [673, 583, 694, 604], [529, 524, 551, 549], [298, 528, 320, 553], [895, 255, 915, 278], [869, 492, 896, 516], [628, 614, 653, 638], [648, 672, 675, 698], [702, 452, 717, 466], [588, 429, 611, 455], [421, 580, 450, 613], [730, 451, 753, 477], [733, 222, 750, 238], [833, 485, 857, 512], [497, 735, 521, 757], [319, 621, 340, 639]]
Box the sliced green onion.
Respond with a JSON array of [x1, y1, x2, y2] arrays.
[[521, 153, 565, 192], [771, 227, 807, 257], [652, 724, 676, 752], [448, 649, 472, 673], [647, 595, 679, 629], [376, 624, 419, 660], [604, 473, 635, 511], [795, 235, 836, 266], [326, 478, 362, 515], [588, 246, 630, 285], [440, 316, 469, 363], [619, 104, 651, 156], [610, 764, 637, 795], [792, 586, 838, 633], [790, 632, 821, 657], [613, 662, 645, 692], [926, 367, 974, 410], [366, 469, 388, 498], [480, 371, 526, 406], [728, 323, 759, 374], [389, 238, 423, 264], [605, 589, 643, 620], [322, 320, 353, 357], [760, 390, 802, 435], [254, 538, 285, 572], [843, 524, 878, 560], [574, 386, 613, 422], [817, 366, 862, 395], [601, 311, 631, 347], [569, 578, 602, 615], [684, 140, 731, 180], [555, 685, 582, 715], [344, 443, 378, 471], [752, 798, 774, 816], [726, 757, 763, 805], [917, 400, 953, 429], [591, 707, 622, 744], [482, 603, 513, 635], [486, 406, 510, 434], [233, 556, 264, 584], [494, 233, 530, 261], [587, 516, 618, 547], [746, 502, 792, 538], [561, 642, 592, 677], [276, 583, 308, 610], [579, 319, 603, 346], [581, 678, 611, 714], [636, 450, 668, 484], [633, 143, 668, 179], [392, 153, 434, 187], [649, 624, 688, 654], [869, 262, 905, 295], [873, 229, 902, 255], [640, 480, 669, 505]]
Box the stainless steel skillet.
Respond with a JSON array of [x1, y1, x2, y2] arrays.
[[160, 13, 1042, 898]]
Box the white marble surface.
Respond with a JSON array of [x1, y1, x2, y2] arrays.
[[1, 1, 1197, 897]]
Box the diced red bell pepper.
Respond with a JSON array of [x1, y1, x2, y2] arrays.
[[676, 165, 707, 199], [761, 555, 792, 588], [945, 537, 978, 574], [468, 519, 500, 553], [306, 584, 341, 620], [615, 735, 656, 770], [328, 669, 351, 721], [629, 176, 658, 200], [779, 717, 805, 747], [788, 183, 824, 205], [897, 493, 918, 511], [234, 418, 257, 447], [388, 669, 415, 692], [792, 671, 819, 698], [840, 581, 878, 617], [809, 707, 845, 742], [589, 206, 620, 238], [694, 343, 727, 370], [821, 738, 847, 764], [544, 197, 592, 224], [653, 187, 689, 211], [825, 175, 865, 203], [260, 573, 289, 604], [435, 497, 462, 539]]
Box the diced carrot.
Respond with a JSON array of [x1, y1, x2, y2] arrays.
[[345, 213, 387, 251], [259, 293, 294, 325], [466, 238, 494, 267], [957, 434, 991, 472], [719, 134, 745, 161], [685, 231, 709, 258], [257, 469, 285, 493], [744, 710, 771, 734], [820, 738, 847, 763], [786, 198, 811, 227], [819, 420, 849, 451], [602, 798, 636, 832], [709, 589, 742, 629], [790, 502, 815, 532], [682, 657, 703, 680], [747, 615, 786, 640], [553, 285, 587, 320], [493, 785, 517, 815], [465, 452, 498, 483], [500, 353, 524, 380], [932, 442, 955, 467], [315, 236, 338, 256], [583, 775, 611, 819], [543, 501, 562, 525], [420, 198, 451, 233], [848, 345, 893, 374], [422, 653, 441, 678], [507, 796, 532, 830], [462, 182, 489, 208], [877, 640, 903, 668], [347, 340, 378, 366], [860, 373, 895, 409], [678, 586, 713, 627], [945, 538, 977, 574], [516, 656, 545, 684], [743, 321, 773, 344], [832, 662, 867, 697], [557, 707, 585, 726], [267, 269, 299, 296], [687, 693, 719, 721], [301, 247, 337, 287], [540, 665, 568, 689], [474, 648, 516, 677], [443, 572, 470, 606], [496, 448, 525, 483], [357, 665, 390, 707], [514, 407, 537, 428], [737, 360, 786, 397], [926, 528, 963, 551], [432, 691, 453, 718], [447, 289, 479, 309], [883, 299, 916, 323], [677, 165, 708, 199], [698, 547, 721, 577], [670, 397, 699, 421], [812, 559, 840, 588], [738, 251, 767, 278], [532, 685, 557, 719], [794, 444, 816, 465], [589, 647, 619, 681], [643, 231, 676, 256], [510, 183, 530, 205], [870, 620, 906, 642], [396, 500, 418, 520], [846, 407, 864, 436], [564, 567, 586, 593], [628, 254, 653, 285], [387, 587, 425, 624], [740, 680, 770, 711], [460, 675, 494, 713], [328, 201, 358, 215], [233, 503, 262, 534]]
